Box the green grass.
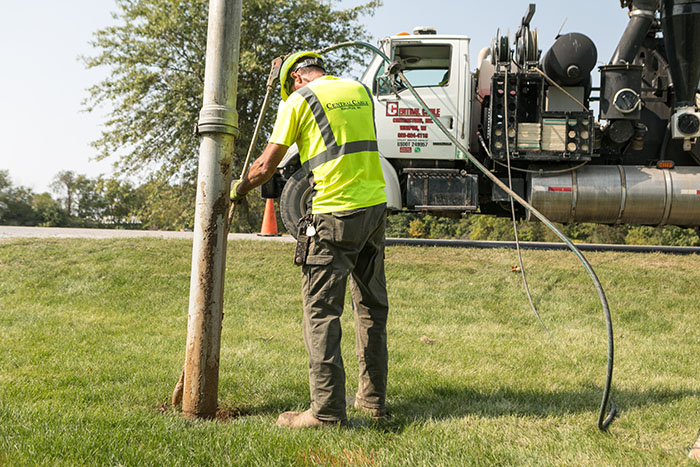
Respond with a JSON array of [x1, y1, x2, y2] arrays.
[[0, 238, 698, 466]]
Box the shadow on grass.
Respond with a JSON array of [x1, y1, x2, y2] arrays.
[[375, 383, 700, 432], [164, 384, 697, 431]]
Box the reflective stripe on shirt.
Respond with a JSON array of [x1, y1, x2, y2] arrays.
[[297, 85, 378, 174]]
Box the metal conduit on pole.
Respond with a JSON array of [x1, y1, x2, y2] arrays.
[[182, 0, 242, 419]]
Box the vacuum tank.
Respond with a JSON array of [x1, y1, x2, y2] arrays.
[[541, 33, 597, 87], [528, 165, 700, 226]]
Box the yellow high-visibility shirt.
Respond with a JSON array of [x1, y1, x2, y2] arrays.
[[269, 75, 386, 214]]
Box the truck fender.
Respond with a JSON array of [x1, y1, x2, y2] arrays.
[[380, 155, 402, 210]]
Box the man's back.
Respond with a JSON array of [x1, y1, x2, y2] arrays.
[[269, 75, 386, 214]]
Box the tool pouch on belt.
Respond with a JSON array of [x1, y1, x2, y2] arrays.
[[294, 214, 313, 266]]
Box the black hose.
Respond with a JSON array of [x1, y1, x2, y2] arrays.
[[315, 40, 617, 431]]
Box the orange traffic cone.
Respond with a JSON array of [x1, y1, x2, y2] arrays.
[[258, 198, 280, 236]]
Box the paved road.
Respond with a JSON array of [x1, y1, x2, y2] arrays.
[[3, 226, 698, 254], [0, 226, 295, 242]]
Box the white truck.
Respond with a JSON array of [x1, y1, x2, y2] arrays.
[[264, 2, 700, 236]]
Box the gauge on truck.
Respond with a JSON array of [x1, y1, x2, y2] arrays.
[[612, 88, 641, 114]]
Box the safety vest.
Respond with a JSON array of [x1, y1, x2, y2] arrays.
[[270, 76, 386, 214]]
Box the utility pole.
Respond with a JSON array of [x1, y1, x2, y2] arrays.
[[182, 0, 242, 419]]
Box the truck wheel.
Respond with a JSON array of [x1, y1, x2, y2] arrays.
[[279, 168, 313, 238]]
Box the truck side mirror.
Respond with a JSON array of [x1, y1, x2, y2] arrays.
[[376, 75, 392, 95]]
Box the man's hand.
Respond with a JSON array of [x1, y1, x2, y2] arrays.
[[230, 180, 246, 203], [236, 143, 290, 195]]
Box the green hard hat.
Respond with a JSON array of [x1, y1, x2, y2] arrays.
[[279, 51, 325, 101]]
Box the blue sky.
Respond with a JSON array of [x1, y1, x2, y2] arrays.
[[0, 1, 629, 193]]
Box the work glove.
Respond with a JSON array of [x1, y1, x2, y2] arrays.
[[230, 180, 247, 203]]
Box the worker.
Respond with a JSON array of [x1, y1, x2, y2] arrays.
[[231, 51, 389, 428]]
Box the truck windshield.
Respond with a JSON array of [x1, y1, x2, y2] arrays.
[[376, 43, 452, 94]]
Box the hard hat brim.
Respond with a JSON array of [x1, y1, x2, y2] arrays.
[[280, 51, 324, 101]]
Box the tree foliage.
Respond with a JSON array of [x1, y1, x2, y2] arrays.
[[83, 0, 381, 184], [385, 211, 700, 246], [0, 171, 37, 226], [32, 193, 67, 227], [0, 170, 142, 228], [131, 177, 196, 230], [50, 170, 81, 215]]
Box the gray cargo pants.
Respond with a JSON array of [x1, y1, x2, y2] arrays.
[[301, 202, 388, 422]]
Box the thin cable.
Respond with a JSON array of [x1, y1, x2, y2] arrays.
[[493, 158, 589, 174], [502, 68, 552, 337]]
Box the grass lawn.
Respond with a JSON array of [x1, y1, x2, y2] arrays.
[[0, 238, 698, 465]]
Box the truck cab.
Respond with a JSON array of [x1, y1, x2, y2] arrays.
[[360, 29, 478, 214], [362, 29, 471, 163]]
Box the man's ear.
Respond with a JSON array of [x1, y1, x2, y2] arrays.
[[290, 71, 303, 89]]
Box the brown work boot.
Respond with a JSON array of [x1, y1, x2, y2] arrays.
[[353, 398, 388, 420], [275, 409, 346, 428]]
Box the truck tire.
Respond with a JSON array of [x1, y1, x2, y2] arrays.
[[279, 168, 313, 238]]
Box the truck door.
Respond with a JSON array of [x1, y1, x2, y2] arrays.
[[371, 38, 470, 161]]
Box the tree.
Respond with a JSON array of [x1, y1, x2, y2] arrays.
[[49, 171, 144, 227], [625, 225, 700, 246], [50, 171, 102, 226], [50, 170, 81, 216], [73, 176, 106, 225], [98, 177, 143, 227], [0, 170, 38, 226], [0, 171, 9, 222], [32, 193, 68, 227], [133, 177, 197, 230], [83, 0, 381, 186]]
